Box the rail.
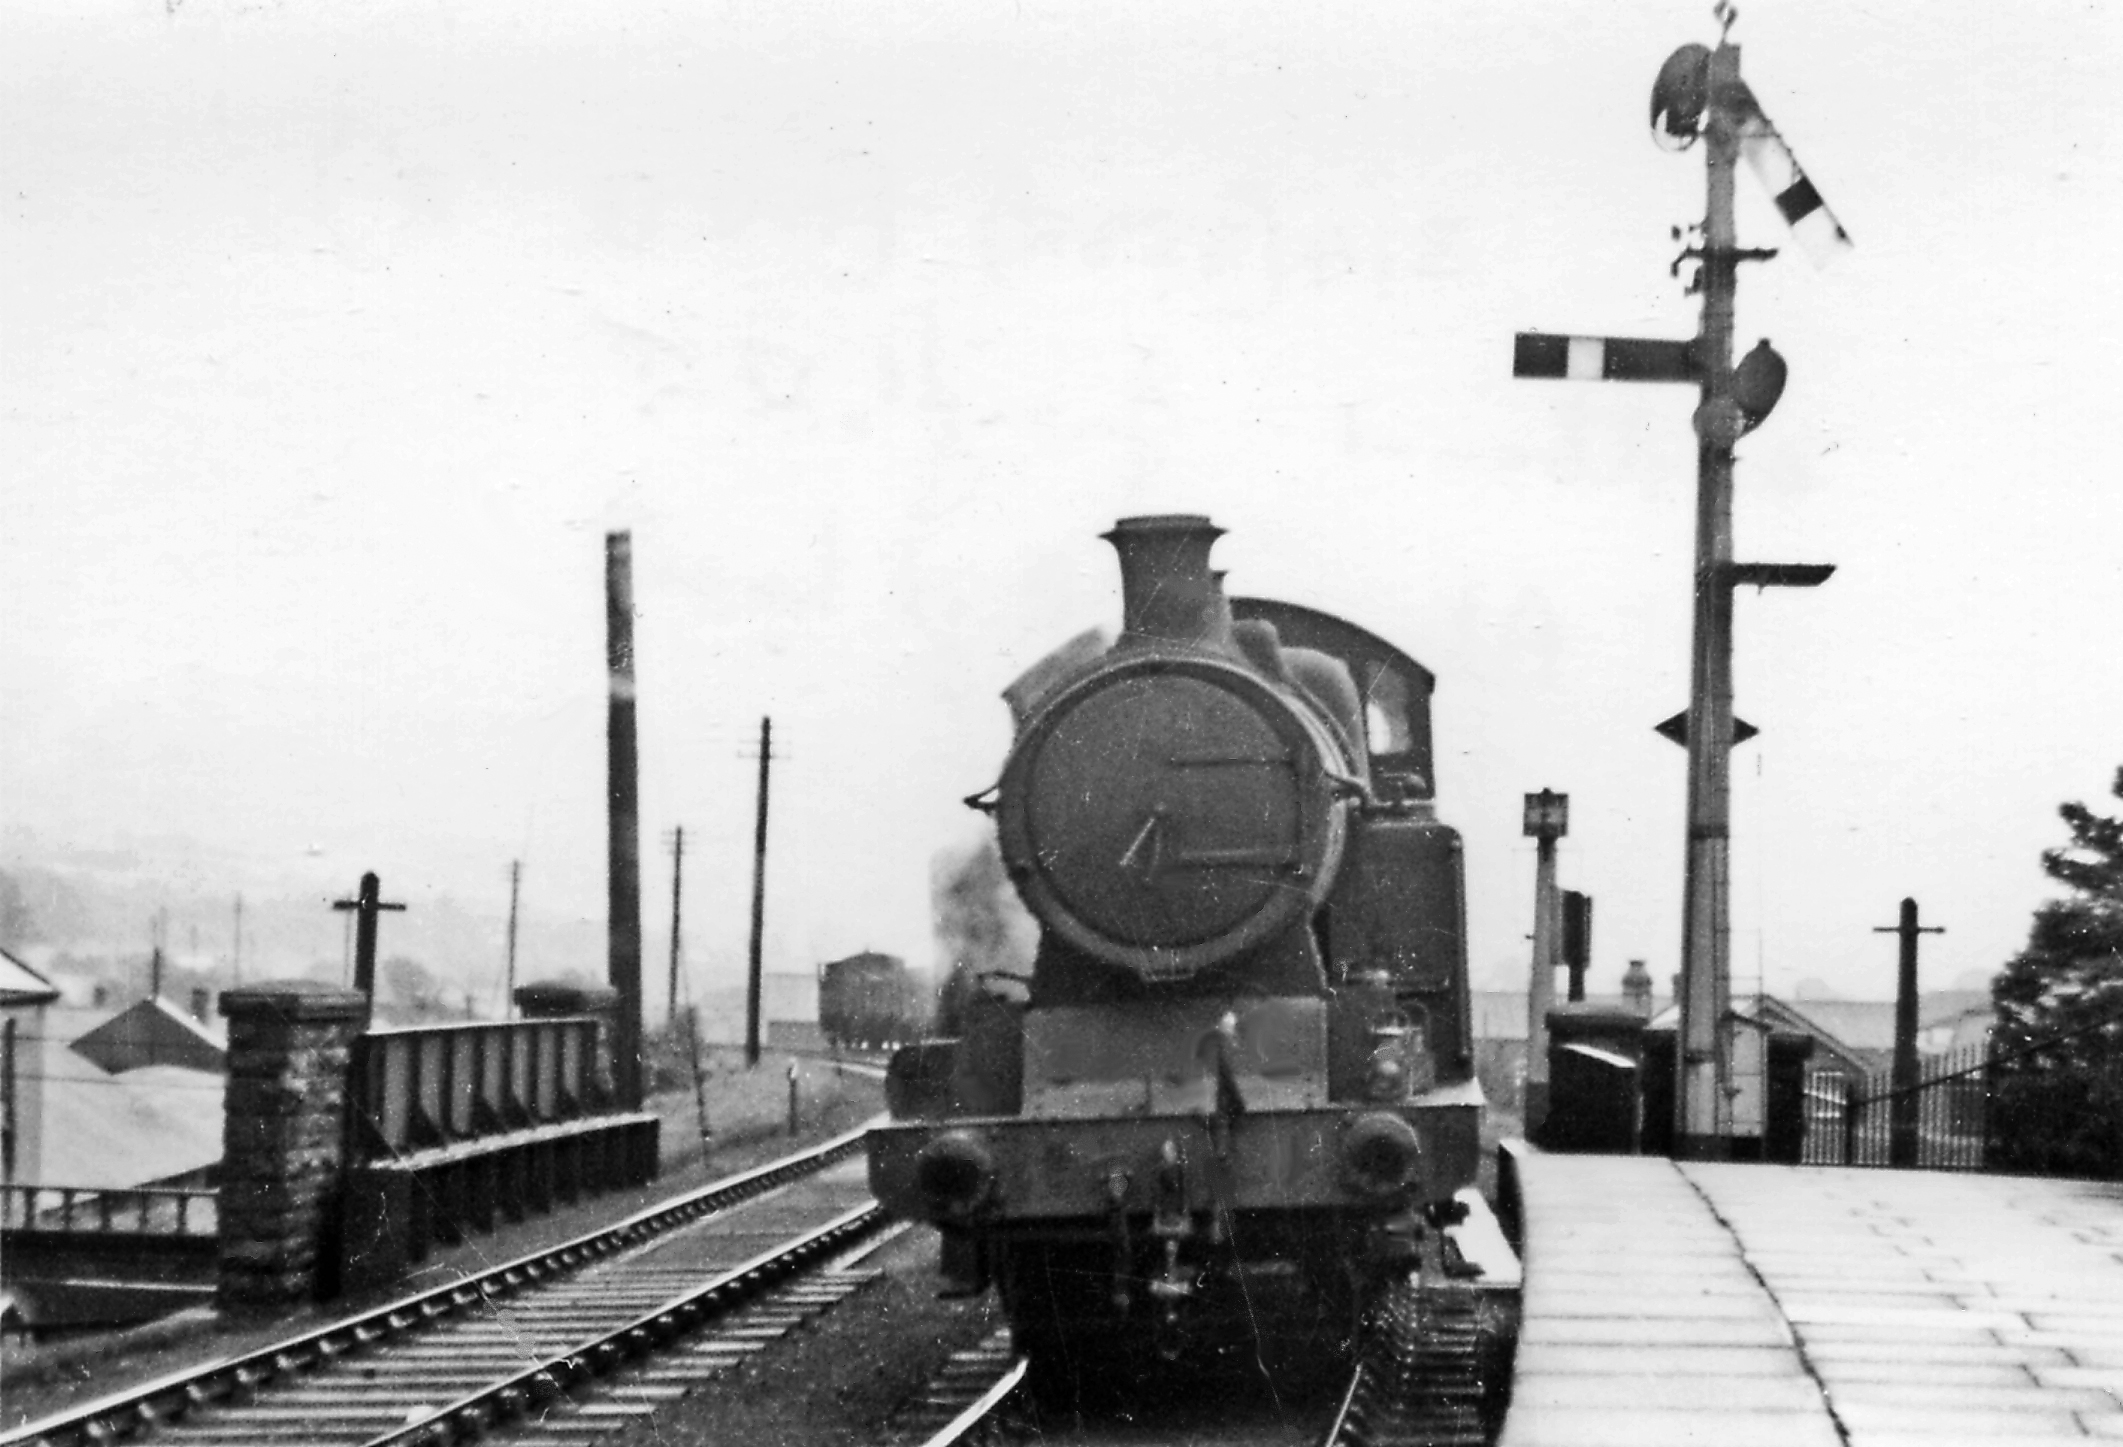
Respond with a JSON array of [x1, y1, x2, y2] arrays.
[[350, 1015, 607, 1161], [0, 1184, 217, 1236], [0, 1125, 873, 1447], [359, 1202, 886, 1447], [910, 1355, 1029, 1447]]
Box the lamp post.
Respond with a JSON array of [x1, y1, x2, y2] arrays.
[[1523, 789, 1569, 1134]]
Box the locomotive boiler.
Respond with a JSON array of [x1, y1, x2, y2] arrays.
[[867, 514, 1480, 1388]]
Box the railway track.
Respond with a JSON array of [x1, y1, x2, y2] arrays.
[[886, 1330, 1026, 1445], [3, 1126, 890, 1447], [881, 1277, 1507, 1447], [888, 1295, 1501, 1447], [1314, 1273, 1498, 1447]]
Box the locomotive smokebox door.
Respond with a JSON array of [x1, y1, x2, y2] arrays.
[[998, 660, 1352, 982]]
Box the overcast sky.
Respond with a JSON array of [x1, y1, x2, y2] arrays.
[[4, 0, 2118, 1004]]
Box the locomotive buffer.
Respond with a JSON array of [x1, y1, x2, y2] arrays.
[[1512, 5, 1846, 1158]]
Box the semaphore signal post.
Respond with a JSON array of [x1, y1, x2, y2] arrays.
[[1513, 4, 1847, 1158]]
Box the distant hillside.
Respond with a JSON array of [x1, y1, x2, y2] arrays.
[[1, 826, 837, 1022], [0, 845, 610, 1014]]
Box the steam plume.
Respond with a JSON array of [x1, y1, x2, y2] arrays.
[[931, 834, 1034, 1031]]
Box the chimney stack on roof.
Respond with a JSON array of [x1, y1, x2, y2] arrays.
[[1623, 958, 1654, 1017]]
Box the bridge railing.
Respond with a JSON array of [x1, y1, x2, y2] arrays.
[[1, 1183, 219, 1236], [338, 1014, 658, 1293], [349, 1016, 609, 1161]]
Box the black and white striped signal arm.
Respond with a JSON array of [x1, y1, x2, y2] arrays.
[[1729, 80, 1852, 267], [1512, 334, 1697, 383]]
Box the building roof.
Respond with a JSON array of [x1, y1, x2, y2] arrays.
[[1756, 999, 1897, 1053], [0, 947, 60, 1007], [1742, 997, 1878, 1077], [1473, 990, 1666, 1043], [69, 997, 227, 1075], [1774, 990, 1993, 1054], [30, 1032, 224, 1188], [1634, 991, 1995, 1076]]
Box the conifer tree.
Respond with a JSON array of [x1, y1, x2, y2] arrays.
[[1989, 767, 2123, 1176]]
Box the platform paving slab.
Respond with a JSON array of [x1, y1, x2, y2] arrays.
[[1499, 1148, 2123, 1446], [1499, 1402, 1845, 1447]]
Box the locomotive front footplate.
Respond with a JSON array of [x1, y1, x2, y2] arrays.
[[867, 1085, 1480, 1225]]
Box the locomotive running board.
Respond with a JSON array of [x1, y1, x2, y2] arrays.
[[867, 1094, 1481, 1225]]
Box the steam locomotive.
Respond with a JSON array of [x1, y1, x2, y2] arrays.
[[868, 514, 1479, 1389]]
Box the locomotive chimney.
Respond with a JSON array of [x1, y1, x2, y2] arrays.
[[1104, 515, 1232, 650]]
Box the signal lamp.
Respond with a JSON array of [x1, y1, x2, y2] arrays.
[[1650, 43, 1711, 149], [1732, 339, 1789, 432], [1523, 789, 1569, 840]]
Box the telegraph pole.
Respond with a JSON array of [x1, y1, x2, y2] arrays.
[[666, 826, 686, 1026], [606, 531, 645, 1109], [1875, 898, 1944, 1167], [746, 717, 772, 1068], [504, 859, 522, 1018], [1514, 8, 1846, 1157], [231, 894, 243, 986], [149, 909, 167, 1000]]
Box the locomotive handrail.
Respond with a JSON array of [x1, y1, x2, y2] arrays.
[[1322, 767, 1377, 806]]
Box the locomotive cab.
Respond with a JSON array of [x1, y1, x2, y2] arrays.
[[868, 515, 1481, 1391]]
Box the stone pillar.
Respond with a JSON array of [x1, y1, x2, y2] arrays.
[[516, 980, 621, 1103], [218, 981, 366, 1314]]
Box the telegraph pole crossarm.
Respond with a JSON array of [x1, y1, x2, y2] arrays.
[[332, 871, 407, 1008]]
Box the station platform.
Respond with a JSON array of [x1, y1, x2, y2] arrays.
[[1498, 1147, 2123, 1446]]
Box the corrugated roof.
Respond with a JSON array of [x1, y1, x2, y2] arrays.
[[30, 1033, 223, 1188]]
